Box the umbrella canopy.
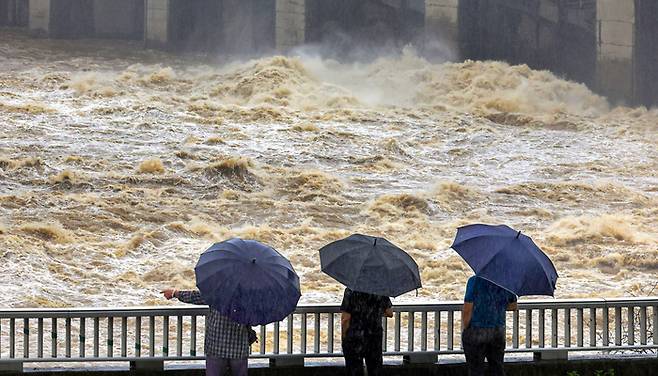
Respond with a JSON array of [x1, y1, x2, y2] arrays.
[[451, 224, 558, 296], [319, 234, 421, 297], [195, 238, 301, 326]]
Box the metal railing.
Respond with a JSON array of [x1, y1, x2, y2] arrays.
[[0, 298, 656, 369]]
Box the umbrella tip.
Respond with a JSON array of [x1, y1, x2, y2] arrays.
[[516, 231, 521, 239], [374, 238, 377, 246], [252, 258, 256, 264]]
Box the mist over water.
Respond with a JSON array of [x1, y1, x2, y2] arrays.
[[0, 31, 656, 309]]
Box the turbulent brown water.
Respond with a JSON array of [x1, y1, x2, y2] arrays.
[[1, 31, 656, 308]]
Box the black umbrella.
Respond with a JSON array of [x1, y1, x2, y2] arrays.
[[319, 234, 421, 297]]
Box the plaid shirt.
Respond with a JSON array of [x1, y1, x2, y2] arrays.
[[176, 290, 251, 359]]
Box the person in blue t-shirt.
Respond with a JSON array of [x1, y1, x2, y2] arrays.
[[462, 276, 518, 376]]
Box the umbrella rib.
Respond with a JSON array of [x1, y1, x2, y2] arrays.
[[350, 245, 374, 292], [382, 245, 421, 287]]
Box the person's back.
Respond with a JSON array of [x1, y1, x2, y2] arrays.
[[340, 288, 393, 376], [342, 289, 389, 335], [467, 277, 515, 328], [462, 276, 517, 376]]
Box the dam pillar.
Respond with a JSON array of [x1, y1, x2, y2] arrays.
[[425, 0, 460, 59], [595, 0, 635, 104], [275, 0, 305, 51], [145, 0, 169, 49]]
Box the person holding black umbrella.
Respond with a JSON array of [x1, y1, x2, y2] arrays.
[[319, 234, 422, 376], [340, 288, 394, 376]]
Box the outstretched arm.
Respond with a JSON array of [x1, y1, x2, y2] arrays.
[[161, 288, 206, 305]]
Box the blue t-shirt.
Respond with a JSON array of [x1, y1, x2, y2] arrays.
[[464, 276, 517, 328]]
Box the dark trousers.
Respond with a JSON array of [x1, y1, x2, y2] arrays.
[[206, 357, 248, 376], [462, 326, 506, 376], [342, 331, 383, 376]]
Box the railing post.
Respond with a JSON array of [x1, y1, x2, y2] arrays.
[[79, 317, 86, 358], [564, 308, 571, 348], [538, 309, 545, 348], [314, 313, 320, 354], [652, 305, 658, 358], [602, 307, 609, 347], [408, 311, 415, 352], [589, 307, 597, 347], [301, 314, 307, 354], [38, 318, 44, 358], [51, 318, 57, 358], [23, 318, 29, 359], [525, 309, 532, 348], [447, 311, 454, 351], [434, 311, 441, 351], [576, 308, 583, 347], [327, 313, 333, 354], [9, 318, 15, 359], [639, 307, 647, 345], [628, 306, 635, 346], [512, 310, 519, 349]]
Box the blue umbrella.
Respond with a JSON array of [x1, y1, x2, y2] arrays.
[[451, 224, 558, 296], [319, 234, 422, 297], [195, 238, 301, 326]]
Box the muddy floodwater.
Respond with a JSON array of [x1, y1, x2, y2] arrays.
[[0, 31, 656, 308]]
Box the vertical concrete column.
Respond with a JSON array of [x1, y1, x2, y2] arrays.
[[145, 0, 169, 48], [275, 0, 305, 51], [425, 0, 459, 59], [28, 0, 50, 35], [596, 0, 635, 103]]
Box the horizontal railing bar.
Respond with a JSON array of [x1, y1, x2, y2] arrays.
[[2, 344, 658, 363], [2, 298, 657, 318]]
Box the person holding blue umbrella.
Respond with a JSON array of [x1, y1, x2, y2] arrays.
[[162, 238, 301, 376], [451, 224, 558, 376]]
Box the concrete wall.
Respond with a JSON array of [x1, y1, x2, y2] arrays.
[[0, 0, 28, 26], [93, 0, 144, 39], [596, 0, 635, 103], [275, 0, 305, 51], [145, 0, 169, 48], [425, 0, 459, 59], [28, 0, 49, 34]]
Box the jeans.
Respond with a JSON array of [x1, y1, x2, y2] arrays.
[[342, 331, 383, 376], [462, 326, 506, 376], [206, 357, 248, 376]]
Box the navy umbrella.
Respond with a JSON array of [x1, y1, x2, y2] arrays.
[[319, 234, 422, 297], [195, 238, 301, 326], [451, 224, 558, 296]]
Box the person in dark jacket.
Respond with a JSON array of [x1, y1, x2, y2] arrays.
[[461, 276, 518, 376], [162, 288, 253, 376], [340, 288, 394, 376]]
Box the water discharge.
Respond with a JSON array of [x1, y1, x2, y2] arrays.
[[0, 31, 656, 308]]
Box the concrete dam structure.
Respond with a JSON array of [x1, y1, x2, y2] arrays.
[[0, 0, 656, 106]]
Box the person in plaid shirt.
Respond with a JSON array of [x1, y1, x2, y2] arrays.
[[162, 288, 252, 376]]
